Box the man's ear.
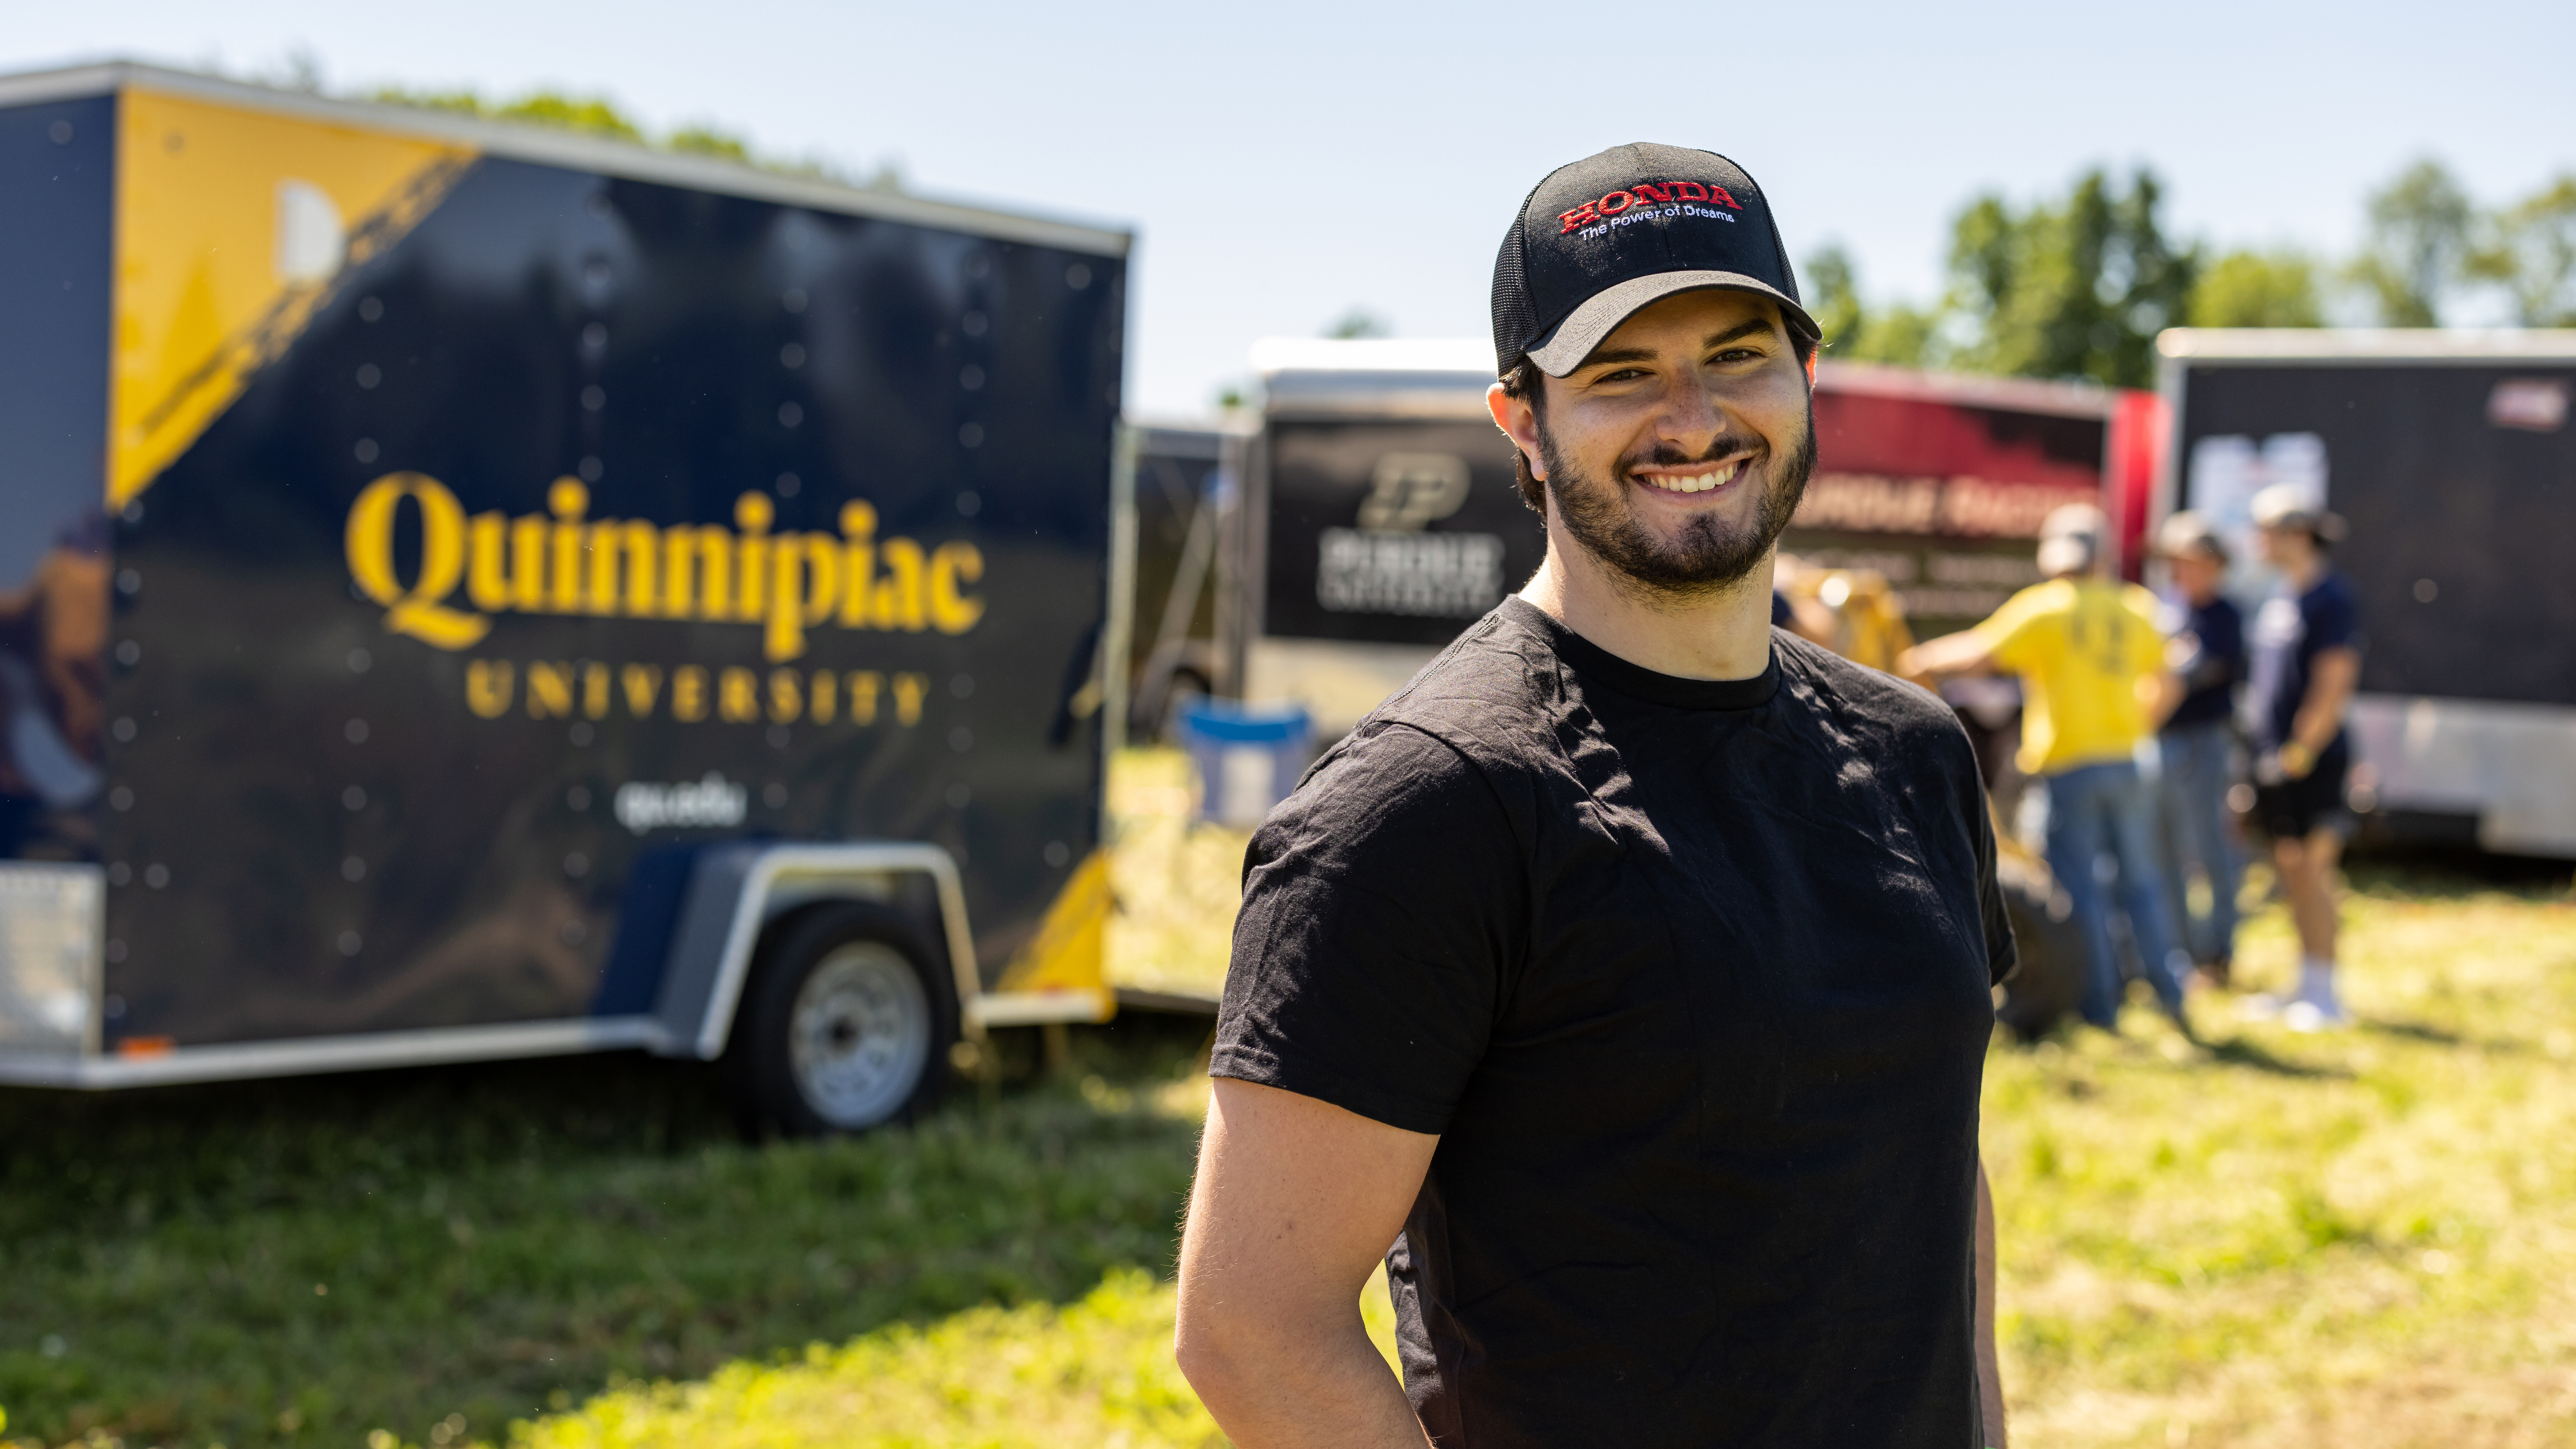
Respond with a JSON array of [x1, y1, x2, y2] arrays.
[[1805, 349, 1818, 388], [1485, 380, 1546, 481]]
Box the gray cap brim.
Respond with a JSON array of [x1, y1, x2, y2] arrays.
[[1524, 270, 1823, 377]]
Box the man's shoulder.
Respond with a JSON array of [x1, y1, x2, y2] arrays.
[[1350, 605, 1567, 753], [1775, 630, 1963, 741]]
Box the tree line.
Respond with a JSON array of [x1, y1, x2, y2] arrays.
[[1808, 160, 2576, 388]]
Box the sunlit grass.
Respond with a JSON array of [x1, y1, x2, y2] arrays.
[[1105, 749, 1250, 1002], [1987, 868, 2576, 1447]]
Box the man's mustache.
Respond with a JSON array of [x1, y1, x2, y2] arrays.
[[1618, 436, 1764, 477]]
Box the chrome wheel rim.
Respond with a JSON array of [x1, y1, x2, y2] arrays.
[[788, 941, 930, 1129]]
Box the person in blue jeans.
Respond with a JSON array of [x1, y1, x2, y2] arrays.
[[1906, 508, 2191, 1033], [2151, 513, 2247, 986]]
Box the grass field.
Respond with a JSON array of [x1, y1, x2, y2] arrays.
[[4, 749, 2573, 1447]]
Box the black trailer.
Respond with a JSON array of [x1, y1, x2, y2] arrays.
[[2156, 329, 2576, 858], [0, 63, 1133, 1127]]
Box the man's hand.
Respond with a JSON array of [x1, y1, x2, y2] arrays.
[[1896, 630, 1995, 689], [1176, 1078, 1440, 1449]]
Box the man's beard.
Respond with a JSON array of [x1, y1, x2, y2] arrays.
[[1539, 402, 1816, 602]]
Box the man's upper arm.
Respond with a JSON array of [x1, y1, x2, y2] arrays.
[[1183, 1078, 1439, 1319]]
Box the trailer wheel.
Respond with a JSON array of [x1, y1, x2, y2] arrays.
[[729, 902, 956, 1136]]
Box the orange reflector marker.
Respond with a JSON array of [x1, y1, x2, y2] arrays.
[[117, 1036, 176, 1058]]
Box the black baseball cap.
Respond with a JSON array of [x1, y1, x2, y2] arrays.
[[1492, 142, 1818, 379]]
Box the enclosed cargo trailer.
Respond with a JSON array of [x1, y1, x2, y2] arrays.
[[2156, 329, 2576, 858], [0, 63, 1132, 1126]]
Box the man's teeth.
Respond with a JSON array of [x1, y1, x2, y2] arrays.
[[1643, 461, 1740, 494]]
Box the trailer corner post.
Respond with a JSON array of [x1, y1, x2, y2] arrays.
[[1104, 422, 1139, 762]]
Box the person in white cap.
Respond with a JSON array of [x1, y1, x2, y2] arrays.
[[1902, 503, 2192, 1035], [2242, 483, 2362, 1030]]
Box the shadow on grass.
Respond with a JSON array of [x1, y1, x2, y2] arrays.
[[2201, 1032, 2352, 1080], [0, 1011, 1214, 1449]]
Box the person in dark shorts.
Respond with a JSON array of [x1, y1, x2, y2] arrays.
[[2151, 512, 2247, 985], [2242, 483, 2362, 1030], [1175, 143, 2014, 1449]]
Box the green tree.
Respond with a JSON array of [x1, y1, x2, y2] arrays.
[[2346, 158, 2474, 326], [2471, 175, 2576, 326], [2188, 249, 2325, 327], [1797, 244, 1936, 367], [1323, 308, 1391, 339], [1944, 168, 2197, 387]]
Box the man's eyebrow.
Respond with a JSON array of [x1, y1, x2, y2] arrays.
[[1575, 319, 1780, 373]]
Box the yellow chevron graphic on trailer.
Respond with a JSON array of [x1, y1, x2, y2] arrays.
[[997, 849, 1115, 1016], [110, 87, 475, 509]]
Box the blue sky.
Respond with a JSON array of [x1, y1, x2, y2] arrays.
[[11, 0, 2573, 416]]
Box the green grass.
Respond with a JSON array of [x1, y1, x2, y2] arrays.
[[8, 750, 2575, 1449], [1987, 858, 2576, 1447], [0, 1017, 1213, 1449]]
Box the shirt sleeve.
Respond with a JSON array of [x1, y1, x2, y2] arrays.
[[1957, 734, 2019, 989], [1974, 589, 2047, 673], [2307, 581, 2360, 654], [1210, 723, 1524, 1136]]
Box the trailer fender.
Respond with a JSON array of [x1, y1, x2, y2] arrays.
[[648, 841, 984, 1061]]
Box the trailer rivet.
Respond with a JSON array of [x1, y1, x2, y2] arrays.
[[2414, 578, 2439, 603], [144, 864, 169, 890], [578, 456, 603, 482], [959, 364, 985, 391], [775, 471, 801, 497], [946, 782, 972, 808], [121, 500, 145, 525], [1066, 264, 1091, 290], [103, 941, 127, 964], [1044, 840, 1071, 867], [561, 921, 589, 946], [359, 296, 384, 322], [958, 423, 984, 448], [337, 931, 363, 957], [112, 717, 137, 743], [582, 322, 607, 352], [354, 438, 379, 463], [116, 640, 142, 667], [49, 120, 73, 144], [950, 674, 974, 699], [961, 311, 987, 337], [564, 853, 590, 879], [347, 648, 371, 674], [104, 995, 125, 1019], [109, 787, 134, 812], [582, 385, 607, 412], [117, 569, 141, 596], [763, 783, 789, 808], [956, 490, 981, 516], [780, 342, 806, 369], [345, 719, 370, 744], [355, 364, 381, 390], [782, 287, 808, 314], [343, 786, 368, 812], [949, 726, 974, 753], [766, 723, 792, 749], [569, 722, 595, 747], [341, 857, 367, 883], [108, 863, 131, 886], [779, 401, 804, 428]]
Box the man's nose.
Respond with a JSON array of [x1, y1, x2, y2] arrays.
[[1651, 372, 1728, 452]]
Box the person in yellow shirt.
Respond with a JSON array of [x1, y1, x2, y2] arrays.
[[1903, 505, 2189, 1033]]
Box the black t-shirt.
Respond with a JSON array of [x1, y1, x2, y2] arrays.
[[1213, 597, 2014, 1448], [2159, 592, 2245, 731], [2247, 570, 2361, 750]]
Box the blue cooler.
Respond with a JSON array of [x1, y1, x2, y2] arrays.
[[1177, 698, 1314, 829]]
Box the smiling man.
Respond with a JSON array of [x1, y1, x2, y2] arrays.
[[1175, 144, 2015, 1448]]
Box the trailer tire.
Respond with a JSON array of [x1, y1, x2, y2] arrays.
[[727, 901, 956, 1136]]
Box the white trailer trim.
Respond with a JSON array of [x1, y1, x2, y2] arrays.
[[0, 62, 1132, 258], [2349, 694, 2576, 858], [0, 1015, 669, 1089]]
